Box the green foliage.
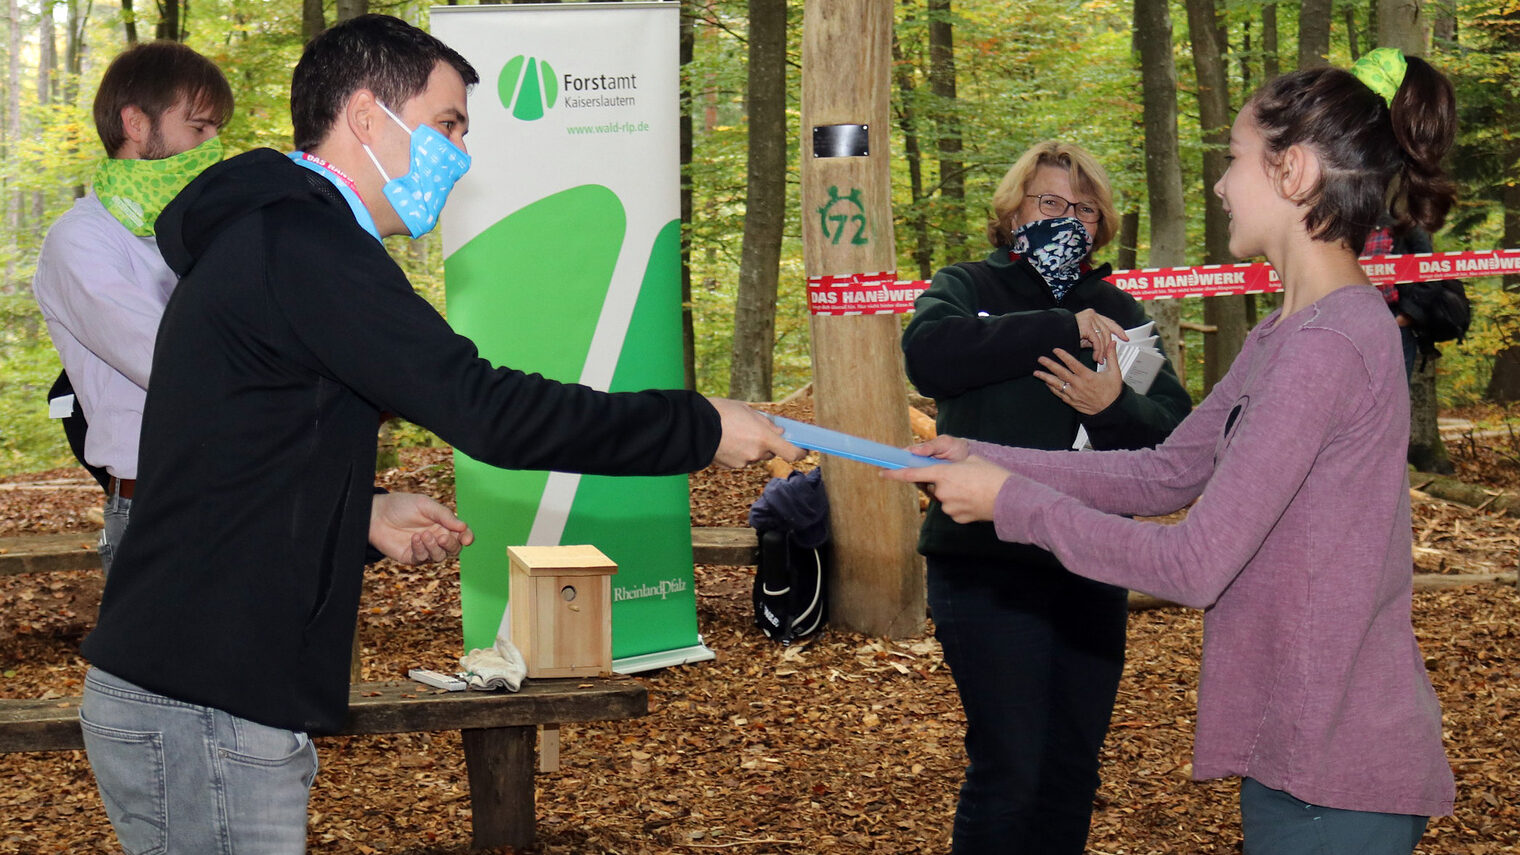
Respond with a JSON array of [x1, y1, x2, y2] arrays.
[[0, 298, 72, 477], [1, 0, 1517, 479]]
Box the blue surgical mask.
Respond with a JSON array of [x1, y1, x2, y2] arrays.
[[1013, 216, 1092, 301], [362, 101, 471, 238]]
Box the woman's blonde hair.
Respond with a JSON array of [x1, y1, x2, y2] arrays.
[[986, 141, 1118, 250]]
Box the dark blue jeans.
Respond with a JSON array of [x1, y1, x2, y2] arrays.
[[928, 553, 1129, 855]]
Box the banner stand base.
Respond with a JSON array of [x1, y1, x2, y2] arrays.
[[613, 641, 717, 675]]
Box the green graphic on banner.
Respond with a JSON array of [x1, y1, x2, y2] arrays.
[[499, 55, 558, 122], [445, 184, 693, 657]]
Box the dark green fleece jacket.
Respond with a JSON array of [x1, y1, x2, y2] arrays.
[[902, 247, 1191, 565]]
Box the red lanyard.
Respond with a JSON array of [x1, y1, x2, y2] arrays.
[[298, 152, 363, 200]]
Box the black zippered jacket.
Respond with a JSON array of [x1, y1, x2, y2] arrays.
[[81, 149, 720, 733], [902, 248, 1191, 565]]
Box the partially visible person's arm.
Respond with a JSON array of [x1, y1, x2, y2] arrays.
[[368, 492, 473, 565], [34, 216, 171, 390]]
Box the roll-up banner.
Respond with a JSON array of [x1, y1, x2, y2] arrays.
[[433, 2, 713, 672]]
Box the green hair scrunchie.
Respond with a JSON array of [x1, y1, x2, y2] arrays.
[[1350, 47, 1407, 105]]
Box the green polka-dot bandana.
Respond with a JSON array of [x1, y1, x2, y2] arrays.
[[93, 136, 223, 236], [1350, 48, 1407, 105]]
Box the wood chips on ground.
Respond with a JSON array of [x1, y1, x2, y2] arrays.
[[0, 407, 1515, 853]]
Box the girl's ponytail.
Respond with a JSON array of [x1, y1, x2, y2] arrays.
[[1247, 50, 1457, 253], [1386, 55, 1457, 235]]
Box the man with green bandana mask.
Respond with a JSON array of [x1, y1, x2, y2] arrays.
[[33, 41, 233, 575]]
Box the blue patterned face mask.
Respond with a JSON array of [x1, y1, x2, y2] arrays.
[[362, 101, 471, 239], [1013, 216, 1092, 301]]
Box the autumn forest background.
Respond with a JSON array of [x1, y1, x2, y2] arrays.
[[0, 0, 1516, 472], [0, 3, 1518, 852]]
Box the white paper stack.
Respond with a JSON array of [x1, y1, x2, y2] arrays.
[[1072, 322, 1165, 451]]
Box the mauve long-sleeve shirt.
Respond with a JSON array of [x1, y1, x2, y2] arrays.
[[977, 285, 1454, 817]]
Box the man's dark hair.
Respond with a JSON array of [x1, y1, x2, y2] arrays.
[[291, 14, 479, 151], [92, 41, 234, 156]]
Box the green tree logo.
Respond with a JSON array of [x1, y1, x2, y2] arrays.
[[499, 56, 559, 121]]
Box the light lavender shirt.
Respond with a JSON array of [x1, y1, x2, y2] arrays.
[[34, 192, 178, 480], [980, 285, 1454, 817]]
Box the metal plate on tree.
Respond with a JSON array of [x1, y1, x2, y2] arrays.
[[812, 124, 869, 158]]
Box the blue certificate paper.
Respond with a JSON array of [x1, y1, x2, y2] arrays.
[[769, 416, 947, 470]]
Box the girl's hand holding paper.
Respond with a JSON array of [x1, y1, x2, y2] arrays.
[[882, 454, 1012, 524]]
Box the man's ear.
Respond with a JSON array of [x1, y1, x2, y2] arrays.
[[120, 105, 152, 148], [344, 89, 382, 146]]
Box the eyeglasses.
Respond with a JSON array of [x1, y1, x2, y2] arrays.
[[1026, 193, 1102, 224]]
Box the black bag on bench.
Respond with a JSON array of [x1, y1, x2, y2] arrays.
[[748, 468, 830, 644]]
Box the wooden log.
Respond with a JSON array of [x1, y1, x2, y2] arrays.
[[462, 724, 537, 849], [1411, 471, 1520, 519], [908, 406, 937, 440], [800, 0, 924, 639], [0, 677, 647, 754], [0, 533, 98, 575]]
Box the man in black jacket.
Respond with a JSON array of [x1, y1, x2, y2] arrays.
[[79, 15, 797, 852]]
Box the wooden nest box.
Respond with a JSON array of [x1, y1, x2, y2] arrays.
[[507, 545, 616, 678]]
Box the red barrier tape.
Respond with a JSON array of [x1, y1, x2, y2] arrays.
[[804, 248, 1520, 315]]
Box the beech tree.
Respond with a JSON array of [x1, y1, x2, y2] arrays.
[[1185, 0, 1247, 392], [1133, 0, 1184, 364], [728, 0, 786, 401]]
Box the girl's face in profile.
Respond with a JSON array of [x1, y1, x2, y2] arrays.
[[1213, 108, 1283, 260]]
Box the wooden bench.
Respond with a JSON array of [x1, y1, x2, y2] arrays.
[[0, 527, 762, 576], [0, 676, 646, 850]]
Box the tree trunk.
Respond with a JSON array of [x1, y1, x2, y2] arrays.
[[928, 0, 964, 262], [1345, 5, 1361, 60], [1380, 9, 1445, 469], [1240, 18, 1252, 93], [1298, 0, 1333, 67], [1116, 208, 1139, 272], [1134, 0, 1186, 366], [6, 0, 21, 289], [1377, 0, 1430, 54], [1186, 0, 1247, 393], [64, 0, 82, 100], [1431, 0, 1455, 44], [64, 0, 85, 198], [1484, 61, 1520, 402], [893, 28, 933, 281], [336, 0, 367, 23], [302, 0, 324, 41], [801, 0, 923, 638], [728, 0, 786, 402], [1408, 354, 1451, 473], [33, 0, 55, 229], [1262, 4, 1279, 79], [38, 0, 54, 107], [679, 1, 696, 390], [155, 0, 180, 41], [121, 0, 137, 44]]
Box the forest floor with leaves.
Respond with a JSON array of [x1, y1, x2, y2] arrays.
[[0, 399, 1517, 854]]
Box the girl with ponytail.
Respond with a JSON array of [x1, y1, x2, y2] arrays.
[[886, 52, 1459, 854]]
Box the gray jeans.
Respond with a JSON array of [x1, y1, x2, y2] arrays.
[[80, 668, 318, 854], [1240, 777, 1429, 855], [98, 488, 131, 576]]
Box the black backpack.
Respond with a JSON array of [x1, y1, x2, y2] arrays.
[[1389, 226, 1472, 355], [748, 468, 830, 645], [1396, 279, 1471, 347]]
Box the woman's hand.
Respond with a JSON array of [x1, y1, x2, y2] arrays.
[[1073, 309, 1127, 351], [882, 455, 1011, 523], [1035, 335, 1124, 415], [904, 434, 971, 462]]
